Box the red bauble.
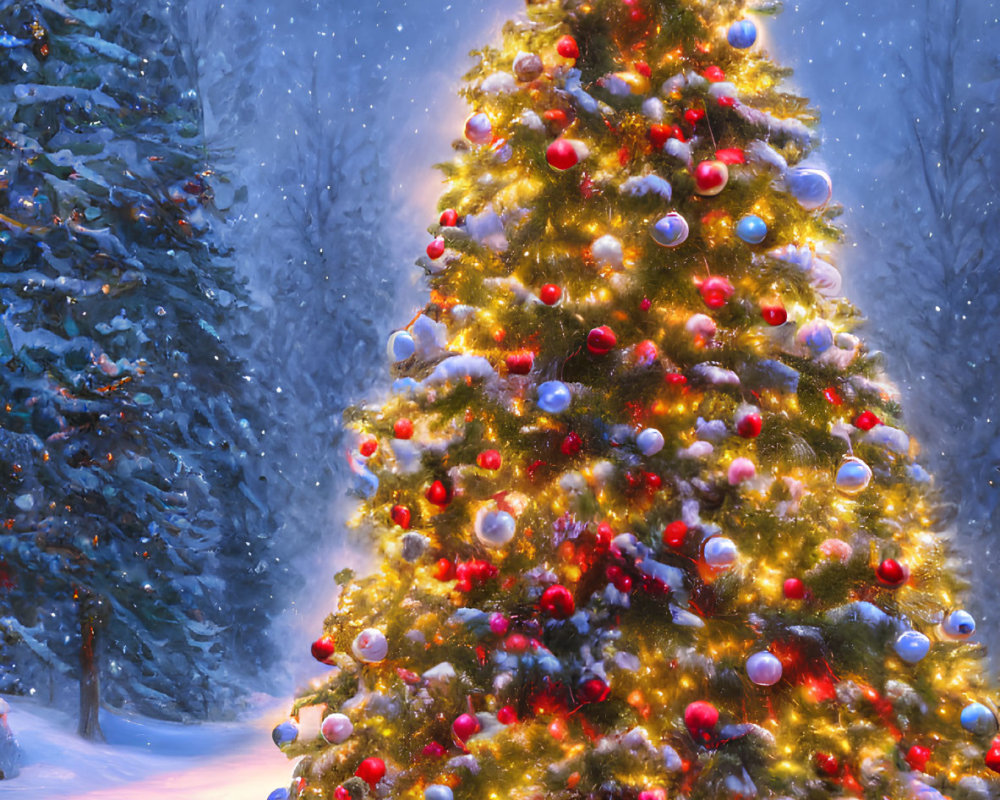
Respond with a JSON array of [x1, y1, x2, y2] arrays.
[[311, 634, 336, 663], [334, 786, 351, 800], [823, 386, 843, 405], [699, 275, 734, 309], [814, 752, 839, 777], [561, 431, 582, 456], [359, 438, 377, 457], [854, 410, 882, 431], [649, 124, 671, 149], [390, 504, 411, 529], [543, 108, 571, 130], [587, 325, 617, 355], [606, 566, 632, 593], [639, 296, 652, 311], [683, 108, 705, 126], [546, 138, 579, 170], [539, 284, 562, 305], [633, 339, 658, 366], [717, 95, 736, 108], [715, 147, 745, 165], [986, 738, 1000, 774], [650, 124, 685, 147], [355, 757, 386, 790], [703, 65, 726, 82], [683, 701, 719, 737], [634, 60, 651, 77], [906, 744, 931, 772], [393, 418, 413, 439], [595, 522, 614, 549], [665, 372, 687, 390], [540, 584, 575, 619], [497, 705, 518, 725], [477, 449, 502, 470], [736, 412, 763, 439], [433, 558, 454, 581], [423, 741, 447, 758], [783, 577, 806, 600], [761, 304, 787, 326], [439, 208, 459, 227], [663, 520, 687, 548], [426, 237, 445, 260], [506, 351, 534, 375], [876, 558, 907, 588], [613, 572, 633, 593], [425, 480, 450, 507], [578, 677, 611, 704], [693, 160, 729, 196], [453, 713, 481, 742], [556, 35, 579, 59]]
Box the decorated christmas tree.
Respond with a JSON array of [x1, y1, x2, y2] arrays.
[[274, 1, 1000, 798]]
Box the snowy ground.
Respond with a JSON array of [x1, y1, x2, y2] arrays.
[[1, 695, 296, 799]]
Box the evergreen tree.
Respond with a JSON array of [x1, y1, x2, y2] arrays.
[[0, 0, 279, 735], [275, 1, 999, 798]]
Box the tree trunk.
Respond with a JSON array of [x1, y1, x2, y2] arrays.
[[77, 594, 105, 742]]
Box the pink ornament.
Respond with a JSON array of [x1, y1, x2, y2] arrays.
[[489, 612, 510, 636], [423, 741, 447, 758], [464, 112, 493, 145], [685, 313, 717, 341], [453, 713, 481, 742], [819, 538, 853, 561], [727, 457, 756, 485]]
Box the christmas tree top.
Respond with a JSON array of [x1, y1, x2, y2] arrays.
[[273, 1, 1000, 799]]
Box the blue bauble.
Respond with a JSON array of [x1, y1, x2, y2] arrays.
[[745, 651, 783, 686], [960, 702, 997, 736], [787, 168, 833, 210], [387, 330, 415, 361], [650, 212, 689, 247], [636, 427, 665, 456], [537, 380, 572, 414], [267, 790, 290, 800], [475, 508, 516, 548], [425, 786, 455, 800], [736, 215, 767, 244], [894, 630, 931, 664], [727, 19, 757, 49], [271, 720, 299, 748], [797, 319, 834, 355], [941, 609, 976, 641], [835, 457, 872, 495]]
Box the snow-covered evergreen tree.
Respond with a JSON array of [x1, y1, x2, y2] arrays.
[[0, 0, 280, 736]]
